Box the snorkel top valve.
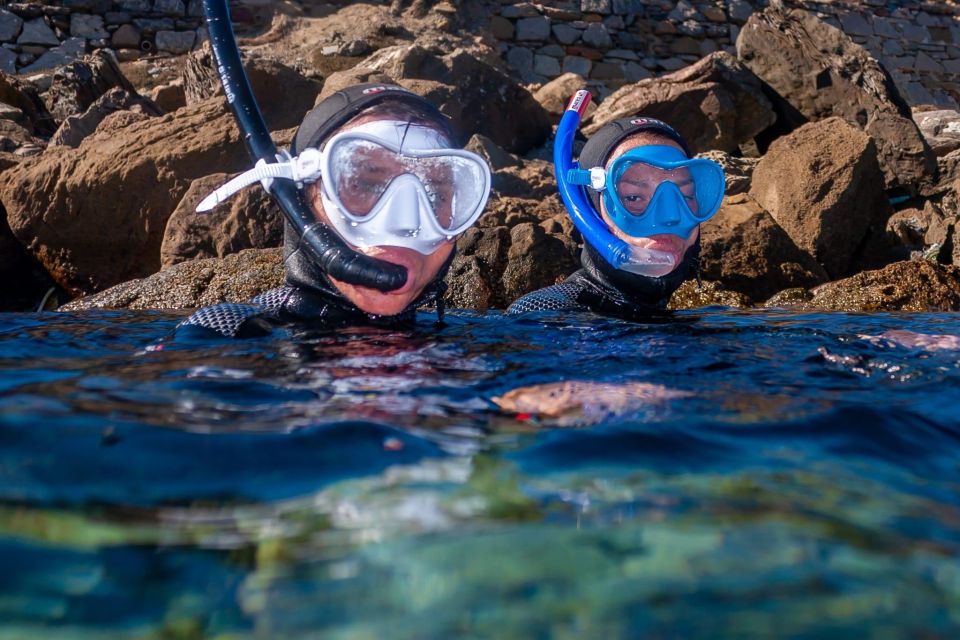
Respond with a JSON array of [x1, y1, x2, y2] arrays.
[[554, 91, 678, 277]]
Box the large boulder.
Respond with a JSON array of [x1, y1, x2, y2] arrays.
[[808, 260, 960, 312], [161, 172, 283, 268], [582, 52, 776, 154], [358, 44, 552, 154], [749, 117, 892, 279], [60, 248, 285, 311], [699, 193, 828, 302], [914, 110, 960, 158], [737, 4, 937, 193], [445, 194, 578, 310], [0, 98, 251, 297], [182, 46, 321, 131]]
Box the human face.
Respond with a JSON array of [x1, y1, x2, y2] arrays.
[[599, 136, 700, 272]]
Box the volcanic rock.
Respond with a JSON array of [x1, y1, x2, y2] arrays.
[[445, 195, 577, 310], [737, 4, 937, 192], [749, 117, 892, 279], [358, 44, 552, 154], [161, 172, 283, 268], [60, 248, 285, 311], [49, 86, 162, 147], [582, 52, 775, 154], [699, 193, 828, 302], [0, 97, 251, 297], [44, 51, 140, 124], [808, 260, 960, 312]]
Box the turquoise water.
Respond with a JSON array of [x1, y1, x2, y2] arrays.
[[1, 309, 959, 638]]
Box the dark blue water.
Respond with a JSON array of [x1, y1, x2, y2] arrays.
[[1, 309, 959, 638]]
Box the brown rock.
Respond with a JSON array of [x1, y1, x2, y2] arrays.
[[808, 260, 960, 312], [0, 71, 53, 136], [583, 52, 775, 154], [914, 109, 960, 157], [49, 87, 162, 148], [667, 280, 750, 309], [148, 81, 186, 113], [533, 72, 598, 118], [44, 51, 141, 125], [737, 4, 937, 192], [60, 248, 285, 311], [0, 119, 43, 153], [360, 44, 552, 153], [182, 46, 321, 131], [445, 195, 578, 310], [161, 172, 283, 268], [699, 193, 828, 302], [749, 117, 892, 279], [0, 98, 251, 297], [696, 150, 758, 195]]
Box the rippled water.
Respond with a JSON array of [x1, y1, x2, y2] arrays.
[[1, 308, 959, 638]]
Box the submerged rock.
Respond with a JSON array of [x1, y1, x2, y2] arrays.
[[749, 117, 892, 280], [61, 248, 284, 311], [583, 52, 775, 154], [700, 194, 827, 303], [737, 4, 936, 193], [808, 260, 960, 312]]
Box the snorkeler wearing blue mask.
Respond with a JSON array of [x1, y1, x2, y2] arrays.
[[508, 91, 725, 319]]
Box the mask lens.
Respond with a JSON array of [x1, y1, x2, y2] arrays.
[[614, 161, 698, 216], [328, 137, 487, 230]]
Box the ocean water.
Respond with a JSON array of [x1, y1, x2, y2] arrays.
[[0, 308, 959, 638]]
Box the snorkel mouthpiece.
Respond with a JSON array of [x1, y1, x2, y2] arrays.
[[202, 0, 406, 292], [554, 91, 678, 277]]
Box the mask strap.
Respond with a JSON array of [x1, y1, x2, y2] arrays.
[[196, 149, 323, 212]]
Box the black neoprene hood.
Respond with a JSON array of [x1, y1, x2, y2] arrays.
[[292, 83, 449, 154]]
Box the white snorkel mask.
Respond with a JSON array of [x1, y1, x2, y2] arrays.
[[197, 120, 492, 256]]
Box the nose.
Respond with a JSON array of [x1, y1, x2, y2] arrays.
[[382, 176, 423, 236], [651, 184, 684, 228]]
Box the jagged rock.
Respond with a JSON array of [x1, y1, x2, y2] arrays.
[[808, 260, 960, 312], [359, 44, 552, 154], [914, 109, 960, 157], [749, 117, 892, 279], [696, 150, 758, 195], [44, 51, 139, 124], [737, 4, 937, 193], [0, 71, 54, 135], [0, 97, 251, 297], [582, 52, 775, 154], [445, 195, 577, 310], [699, 193, 828, 302], [667, 280, 750, 309], [0, 119, 42, 153], [49, 86, 162, 148], [161, 172, 283, 268], [60, 248, 285, 311], [885, 202, 951, 256], [181, 45, 321, 131], [533, 72, 598, 118]]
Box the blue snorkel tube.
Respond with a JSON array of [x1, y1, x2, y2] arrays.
[[202, 0, 406, 292], [554, 91, 677, 277]]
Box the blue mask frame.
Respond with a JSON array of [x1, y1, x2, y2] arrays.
[[568, 145, 725, 239]]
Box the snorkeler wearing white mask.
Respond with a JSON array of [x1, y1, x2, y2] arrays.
[[177, 84, 491, 338], [509, 91, 725, 319]]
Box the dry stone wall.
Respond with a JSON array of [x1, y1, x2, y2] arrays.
[[492, 0, 960, 108]]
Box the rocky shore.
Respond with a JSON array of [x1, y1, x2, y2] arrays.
[[3, 0, 960, 314]]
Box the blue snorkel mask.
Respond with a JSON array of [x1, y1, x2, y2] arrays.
[[554, 91, 725, 277]]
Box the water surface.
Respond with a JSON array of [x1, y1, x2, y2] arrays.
[[1, 309, 959, 638]]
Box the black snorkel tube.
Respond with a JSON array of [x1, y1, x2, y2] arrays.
[[202, 0, 407, 292]]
